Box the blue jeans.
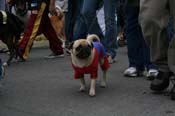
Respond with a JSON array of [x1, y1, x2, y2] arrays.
[[65, 0, 84, 42], [74, 0, 118, 58], [125, 6, 156, 71], [117, 0, 126, 34], [0, 0, 5, 10]]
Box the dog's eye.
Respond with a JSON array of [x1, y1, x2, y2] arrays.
[[87, 45, 91, 48], [76, 45, 83, 51]]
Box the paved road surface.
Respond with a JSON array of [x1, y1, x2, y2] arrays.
[[0, 47, 175, 116]]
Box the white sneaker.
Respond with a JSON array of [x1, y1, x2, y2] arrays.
[[124, 67, 144, 77], [124, 67, 137, 77], [146, 69, 158, 80], [44, 53, 64, 59]]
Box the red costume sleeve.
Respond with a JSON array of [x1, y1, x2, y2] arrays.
[[101, 56, 110, 71]]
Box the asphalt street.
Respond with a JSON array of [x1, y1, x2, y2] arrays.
[[0, 46, 175, 116]]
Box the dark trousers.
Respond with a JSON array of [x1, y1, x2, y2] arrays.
[[125, 6, 155, 71], [65, 0, 84, 42], [18, 2, 63, 60]]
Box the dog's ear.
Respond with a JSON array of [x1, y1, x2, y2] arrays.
[[68, 42, 74, 50]]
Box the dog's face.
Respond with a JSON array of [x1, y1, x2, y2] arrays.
[[70, 39, 93, 59]]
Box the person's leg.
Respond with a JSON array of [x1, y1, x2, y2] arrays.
[[140, 0, 170, 72], [72, 0, 88, 40], [81, 0, 104, 40], [42, 13, 63, 56], [18, 13, 39, 60], [142, 33, 158, 80], [0, 0, 6, 10], [103, 0, 118, 59], [73, 14, 87, 40], [124, 6, 145, 77], [64, 0, 73, 49], [18, 2, 48, 60], [65, 0, 81, 42], [139, 0, 172, 91]]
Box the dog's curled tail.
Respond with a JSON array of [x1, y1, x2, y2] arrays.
[[87, 34, 100, 43]]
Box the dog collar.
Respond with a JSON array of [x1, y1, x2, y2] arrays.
[[0, 10, 7, 24]]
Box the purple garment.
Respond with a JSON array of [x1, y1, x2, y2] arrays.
[[93, 42, 106, 58]]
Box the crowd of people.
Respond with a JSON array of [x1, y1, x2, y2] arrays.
[[0, 0, 175, 100]]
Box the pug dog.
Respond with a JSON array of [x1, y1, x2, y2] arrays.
[[69, 34, 110, 97]]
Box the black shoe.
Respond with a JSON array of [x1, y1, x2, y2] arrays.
[[150, 71, 173, 91]]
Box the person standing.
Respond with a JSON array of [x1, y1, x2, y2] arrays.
[[123, 0, 158, 79], [18, 0, 64, 60], [139, 0, 175, 99]]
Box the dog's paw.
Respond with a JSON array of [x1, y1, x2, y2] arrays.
[[89, 89, 96, 97], [79, 86, 86, 92], [100, 81, 107, 88]]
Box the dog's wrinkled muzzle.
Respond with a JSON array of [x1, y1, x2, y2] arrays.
[[76, 47, 91, 59]]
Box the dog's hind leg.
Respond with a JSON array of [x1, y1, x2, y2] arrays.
[[99, 59, 107, 88], [100, 71, 107, 88], [89, 79, 96, 97], [79, 76, 86, 92]]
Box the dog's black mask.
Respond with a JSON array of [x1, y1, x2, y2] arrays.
[[76, 44, 92, 59]]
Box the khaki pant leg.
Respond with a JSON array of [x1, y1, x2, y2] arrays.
[[139, 0, 170, 72]]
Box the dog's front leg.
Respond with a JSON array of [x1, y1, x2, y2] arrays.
[[89, 79, 96, 97], [79, 76, 86, 92], [100, 71, 107, 88]]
